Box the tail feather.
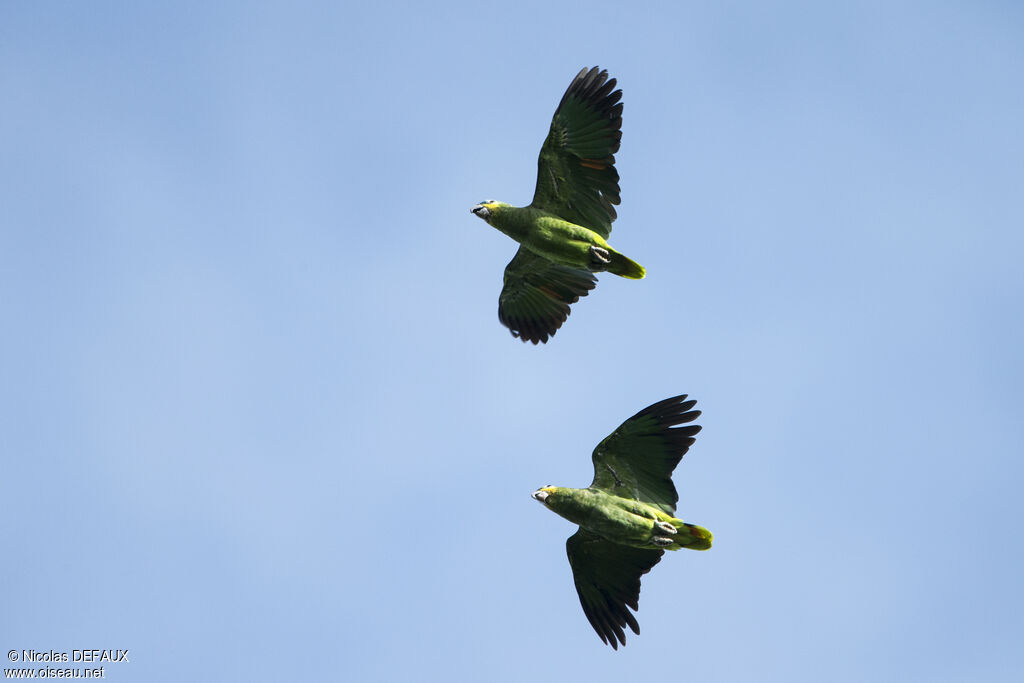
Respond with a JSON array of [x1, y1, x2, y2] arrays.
[[671, 522, 713, 551], [607, 251, 645, 279]]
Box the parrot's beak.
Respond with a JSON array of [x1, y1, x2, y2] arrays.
[[532, 490, 550, 503]]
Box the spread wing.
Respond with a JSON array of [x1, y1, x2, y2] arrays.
[[590, 395, 702, 515], [566, 529, 664, 650], [531, 66, 622, 239], [497, 247, 596, 344]]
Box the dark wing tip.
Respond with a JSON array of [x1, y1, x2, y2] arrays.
[[558, 65, 623, 126], [497, 290, 587, 345], [629, 394, 702, 426], [498, 304, 554, 344], [581, 601, 631, 649], [654, 396, 702, 451]]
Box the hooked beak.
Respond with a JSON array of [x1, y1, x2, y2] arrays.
[[532, 489, 550, 503]]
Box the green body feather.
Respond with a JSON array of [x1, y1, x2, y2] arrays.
[[486, 204, 644, 279], [543, 487, 712, 551]]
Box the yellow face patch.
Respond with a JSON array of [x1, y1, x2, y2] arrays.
[[540, 486, 557, 494]]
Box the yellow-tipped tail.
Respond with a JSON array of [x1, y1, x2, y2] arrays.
[[674, 522, 713, 551], [608, 252, 646, 279]]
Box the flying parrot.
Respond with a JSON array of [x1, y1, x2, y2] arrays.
[[471, 66, 644, 344], [531, 394, 713, 649]]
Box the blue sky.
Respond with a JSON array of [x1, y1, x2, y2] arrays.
[[2, 1, 1022, 681]]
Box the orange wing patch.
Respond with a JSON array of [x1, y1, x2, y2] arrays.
[[579, 159, 607, 170], [538, 285, 560, 299]]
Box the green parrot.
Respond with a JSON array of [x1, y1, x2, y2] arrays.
[[531, 394, 713, 649], [471, 66, 645, 344]]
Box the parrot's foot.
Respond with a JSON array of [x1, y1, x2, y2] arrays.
[[654, 521, 677, 536], [651, 536, 674, 547], [588, 246, 611, 270]]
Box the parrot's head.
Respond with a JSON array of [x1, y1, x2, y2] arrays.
[[470, 200, 507, 223], [531, 485, 558, 504]]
